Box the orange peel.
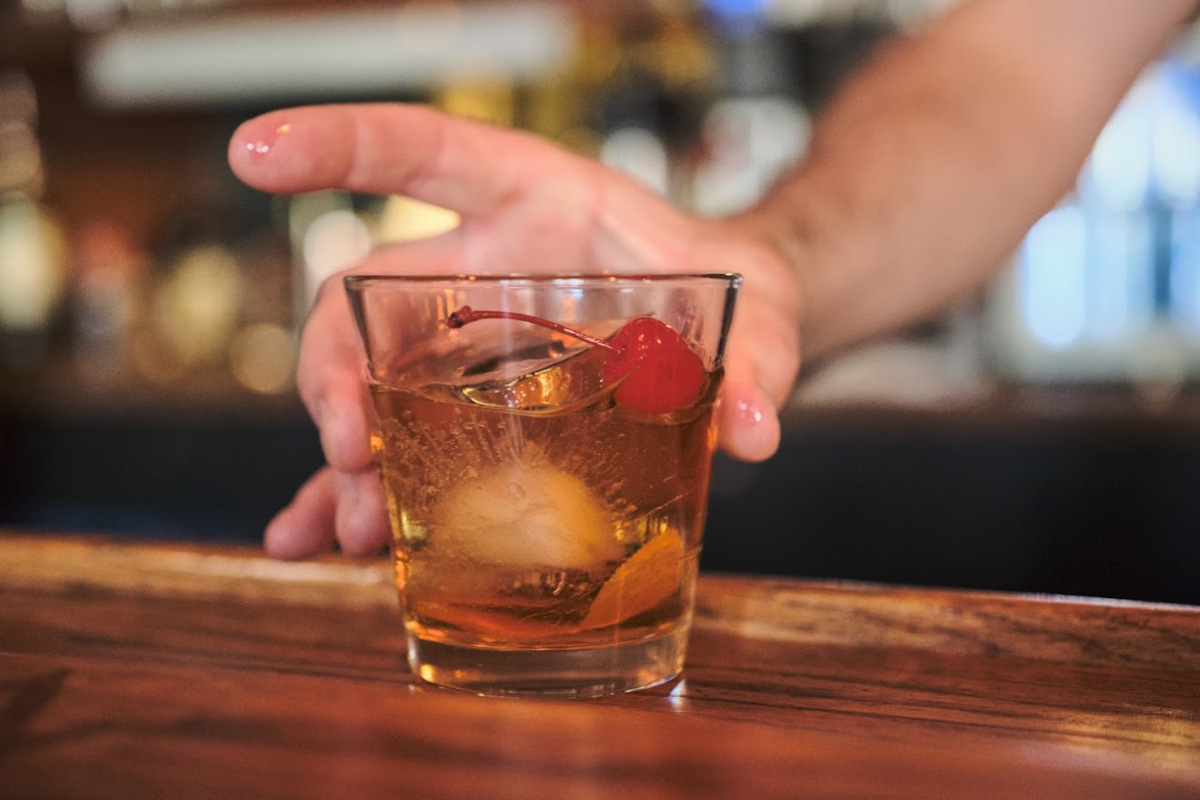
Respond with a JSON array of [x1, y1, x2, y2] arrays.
[[582, 530, 685, 630]]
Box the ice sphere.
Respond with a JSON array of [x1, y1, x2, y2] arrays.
[[462, 347, 606, 411], [432, 462, 623, 570]]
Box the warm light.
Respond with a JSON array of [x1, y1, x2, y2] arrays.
[[230, 322, 296, 395], [377, 196, 461, 244], [301, 208, 372, 308], [154, 244, 243, 365]]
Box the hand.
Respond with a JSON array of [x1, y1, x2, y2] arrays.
[[228, 103, 802, 559]]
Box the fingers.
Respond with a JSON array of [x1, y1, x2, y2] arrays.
[[716, 360, 783, 463], [295, 276, 375, 474], [227, 103, 698, 273], [332, 470, 391, 557], [294, 236, 470, 476], [265, 466, 390, 559], [228, 103, 583, 218], [265, 467, 337, 559], [699, 227, 804, 463], [713, 314, 796, 462]]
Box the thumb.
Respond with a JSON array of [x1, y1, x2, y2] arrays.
[[716, 363, 782, 463]]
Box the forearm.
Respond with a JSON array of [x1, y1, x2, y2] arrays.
[[744, 0, 1196, 360]]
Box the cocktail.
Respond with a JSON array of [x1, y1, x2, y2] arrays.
[[345, 274, 740, 697]]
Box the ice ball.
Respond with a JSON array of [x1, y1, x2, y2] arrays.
[[433, 463, 622, 570]]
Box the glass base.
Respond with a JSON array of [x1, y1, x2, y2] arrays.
[[408, 628, 688, 698]]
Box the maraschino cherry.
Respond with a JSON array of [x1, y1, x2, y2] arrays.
[[447, 306, 706, 414]]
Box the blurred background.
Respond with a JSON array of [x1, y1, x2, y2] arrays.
[[2, 0, 1199, 604]]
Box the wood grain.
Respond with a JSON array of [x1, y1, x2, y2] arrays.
[[1, 530, 1198, 799]]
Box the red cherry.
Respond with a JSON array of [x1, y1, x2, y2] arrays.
[[603, 317, 705, 414], [447, 307, 706, 413]]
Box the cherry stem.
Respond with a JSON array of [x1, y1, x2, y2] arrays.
[[447, 306, 617, 353]]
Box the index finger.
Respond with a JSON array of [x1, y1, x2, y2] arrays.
[[227, 103, 588, 217]]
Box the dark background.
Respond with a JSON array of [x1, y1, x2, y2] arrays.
[[4, 395, 1198, 606]]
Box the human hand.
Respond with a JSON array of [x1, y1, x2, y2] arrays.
[[228, 103, 802, 559]]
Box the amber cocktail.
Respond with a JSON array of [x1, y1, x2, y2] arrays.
[[346, 274, 740, 697]]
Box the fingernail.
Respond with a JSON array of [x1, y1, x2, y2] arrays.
[[734, 397, 765, 426], [243, 122, 292, 159]]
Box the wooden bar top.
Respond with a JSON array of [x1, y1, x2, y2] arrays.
[[1, 531, 1198, 799]]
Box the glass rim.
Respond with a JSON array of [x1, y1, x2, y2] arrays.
[[344, 272, 742, 291]]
